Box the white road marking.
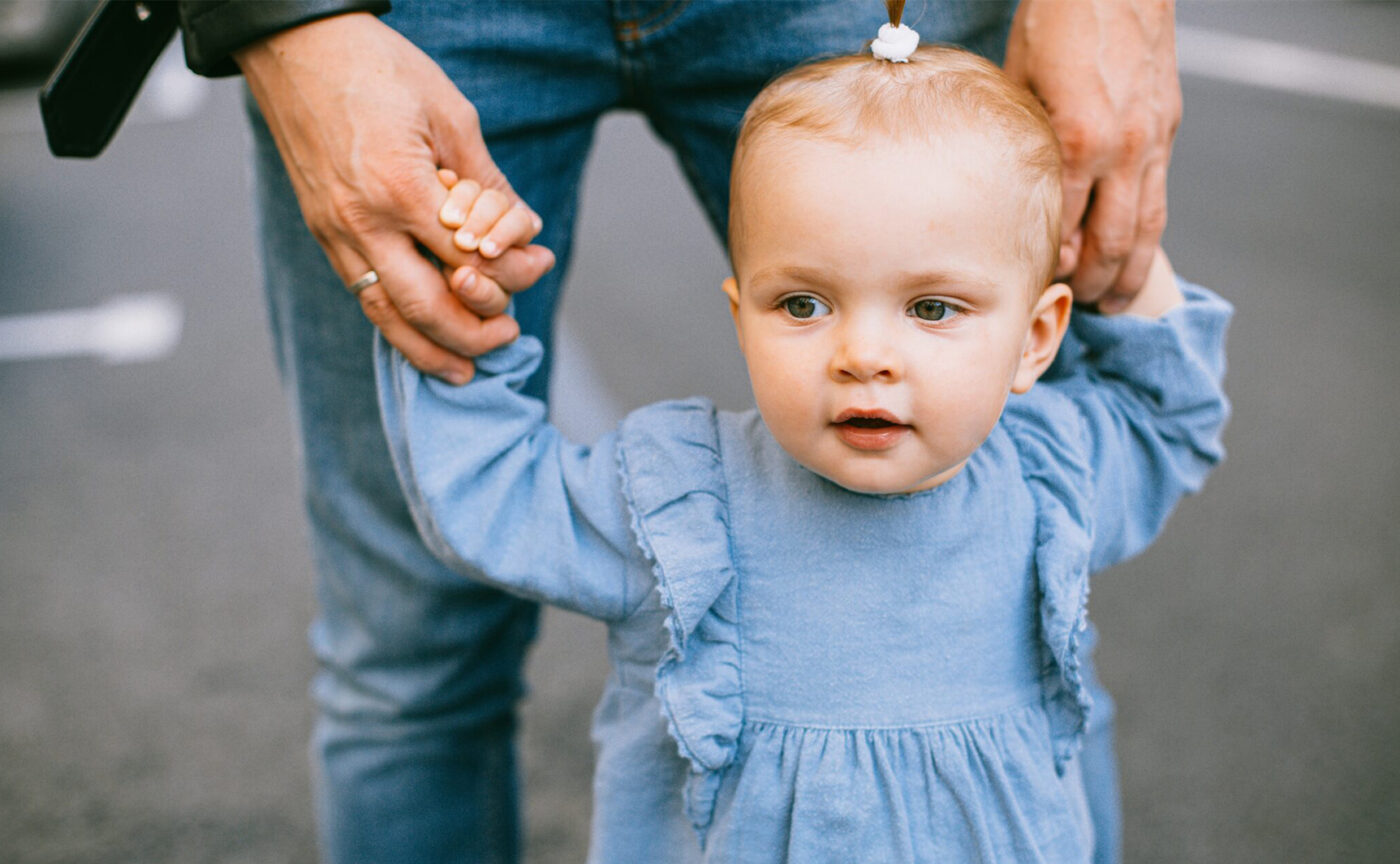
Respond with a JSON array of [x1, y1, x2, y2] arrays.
[[0, 294, 183, 364], [1177, 25, 1400, 112]]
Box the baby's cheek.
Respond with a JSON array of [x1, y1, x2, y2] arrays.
[[758, 384, 806, 432]]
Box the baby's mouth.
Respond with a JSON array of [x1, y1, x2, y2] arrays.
[[832, 410, 910, 450], [833, 409, 905, 428], [842, 416, 896, 429]]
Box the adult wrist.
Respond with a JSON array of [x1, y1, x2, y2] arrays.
[[177, 0, 390, 77]]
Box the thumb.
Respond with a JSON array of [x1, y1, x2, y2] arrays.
[[429, 95, 519, 202]]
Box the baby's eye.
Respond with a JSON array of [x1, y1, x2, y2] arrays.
[[909, 298, 959, 322], [781, 295, 831, 320]]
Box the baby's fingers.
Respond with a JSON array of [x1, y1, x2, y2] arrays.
[[479, 203, 543, 259], [439, 176, 483, 229], [456, 189, 542, 258], [453, 188, 511, 252]]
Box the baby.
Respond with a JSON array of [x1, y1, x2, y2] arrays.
[[378, 42, 1230, 863]]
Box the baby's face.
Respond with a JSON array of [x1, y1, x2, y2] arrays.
[[725, 134, 1057, 495]]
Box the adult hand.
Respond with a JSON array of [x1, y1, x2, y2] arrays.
[[1004, 0, 1181, 312], [235, 13, 555, 383]]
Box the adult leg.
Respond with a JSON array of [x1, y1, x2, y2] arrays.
[[246, 3, 620, 861]]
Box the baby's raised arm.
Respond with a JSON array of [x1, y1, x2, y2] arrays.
[[1008, 253, 1232, 573]]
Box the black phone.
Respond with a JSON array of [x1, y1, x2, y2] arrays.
[[38, 0, 180, 158]]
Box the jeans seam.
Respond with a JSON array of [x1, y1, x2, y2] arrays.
[[613, 0, 691, 42]]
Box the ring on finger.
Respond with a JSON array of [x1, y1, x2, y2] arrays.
[[346, 270, 380, 295]]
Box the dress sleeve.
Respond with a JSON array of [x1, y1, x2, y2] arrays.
[[1007, 278, 1233, 573], [375, 331, 650, 621]]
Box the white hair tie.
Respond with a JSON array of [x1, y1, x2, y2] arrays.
[[871, 23, 919, 63]]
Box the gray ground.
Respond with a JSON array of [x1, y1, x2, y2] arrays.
[[2, 3, 1397, 862]]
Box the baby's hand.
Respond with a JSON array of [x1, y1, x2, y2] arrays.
[[436, 168, 545, 315]]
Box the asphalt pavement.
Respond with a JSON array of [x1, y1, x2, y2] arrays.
[[2, 3, 1397, 862]]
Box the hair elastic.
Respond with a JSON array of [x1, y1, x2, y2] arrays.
[[871, 23, 919, 62]]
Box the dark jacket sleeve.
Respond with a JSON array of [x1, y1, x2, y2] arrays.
[[177, 0, 390, 77]]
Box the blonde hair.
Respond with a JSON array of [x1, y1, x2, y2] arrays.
[[730, 44, 1063, 291]]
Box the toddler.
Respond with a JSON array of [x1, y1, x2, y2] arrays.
[[377, 36, 1230, 864]]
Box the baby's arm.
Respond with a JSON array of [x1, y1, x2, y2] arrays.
[[1018, 249, 1231, 572], [371, 171, 644, 617], [376, 298, 649, 624]]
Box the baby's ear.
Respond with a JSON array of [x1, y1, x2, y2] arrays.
[[722, 277, 742, 333], [1011, 283, 1073, 394]]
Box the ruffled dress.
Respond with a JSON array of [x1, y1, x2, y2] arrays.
[[377, 281, 1231, 863]]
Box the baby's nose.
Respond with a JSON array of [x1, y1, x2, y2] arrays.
[[830, 322, 901, 383]]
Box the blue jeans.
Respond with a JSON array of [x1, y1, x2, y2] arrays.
[[247, 2, 1117, 861]]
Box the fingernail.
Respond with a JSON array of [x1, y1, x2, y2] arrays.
[[480, 238, 498, 257], [447, 368, 472, 386], [441, 206, 465, 225], [457, 230, 477, 251], [459, 268, 477, 292], [531, 214, 543, 233]]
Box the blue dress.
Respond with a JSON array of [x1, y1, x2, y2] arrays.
[[376, 281, 1231, 863]]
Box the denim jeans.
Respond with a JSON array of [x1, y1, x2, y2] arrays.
[[245, 2, 1117, 861]]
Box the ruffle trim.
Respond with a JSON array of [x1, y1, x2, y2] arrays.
[[1013, 277, 1232, 772], [1003, 407, 1095, 775], [617, 398, 742, 845]]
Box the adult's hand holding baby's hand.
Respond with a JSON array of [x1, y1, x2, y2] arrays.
[[235, 13, 554, 384], [1004, 0, 1181, 313]]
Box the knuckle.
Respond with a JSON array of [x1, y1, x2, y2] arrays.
[[456, 100, 480, 133], [381, 167, 427, 210], [326, 190, 368, 229], [1055, 120, 1103, 165], [1140, 199, 1168, 236], [396, 295, 439, 328], [1095, 231, 1133, 262], [1119, 123, 1150, 162], [359, 290, 396, 324]]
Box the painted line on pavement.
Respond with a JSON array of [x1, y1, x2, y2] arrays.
[[0, 294, 183, 364], [1177, 25, 1400, 112]]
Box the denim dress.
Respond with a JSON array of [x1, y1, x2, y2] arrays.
[[376, 281, 1231, 863]]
